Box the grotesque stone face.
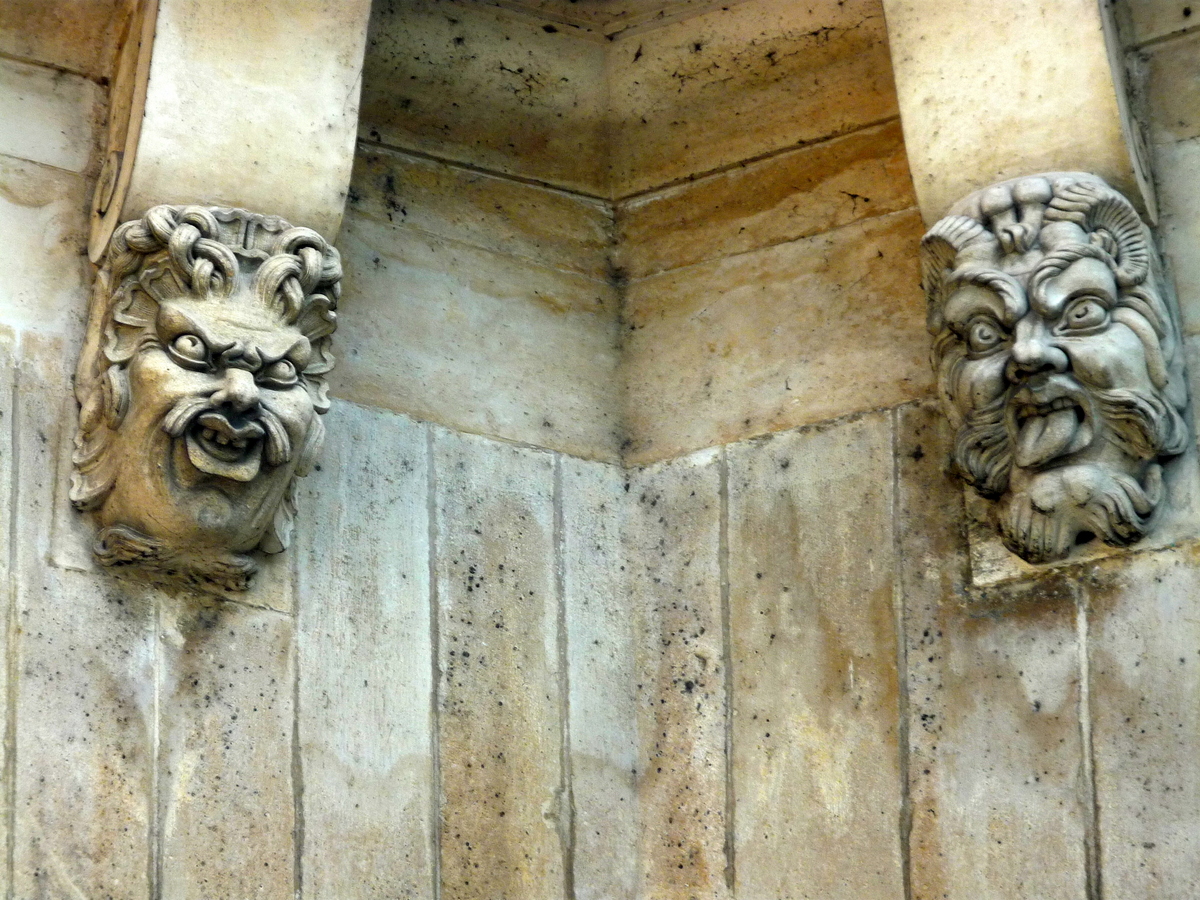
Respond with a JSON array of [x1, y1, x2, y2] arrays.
[[922, 174, 1190, 563], [72, 205, 340, 590]]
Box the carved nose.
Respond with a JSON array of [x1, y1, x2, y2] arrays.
[[211, 368, 260, 413], [1008, 319, 1068, 380]]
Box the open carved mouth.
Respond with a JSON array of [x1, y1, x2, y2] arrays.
[[1011, 391, 1093, 469], [184, 411, 265, 482]]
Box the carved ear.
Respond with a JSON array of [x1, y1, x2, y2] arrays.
[[1046, 180, 1149, 287], [920, 215, 991, 334]]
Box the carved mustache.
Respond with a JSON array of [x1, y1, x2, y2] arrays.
[[161, 394, 293, 466]]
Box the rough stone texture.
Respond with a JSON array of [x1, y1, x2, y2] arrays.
[[560, 458, 639, 900], [728, 413, 903, 899], [295, 400, 435, 900], [350, 146, 613, 281], [334, 212, 621, 462], [1153, 139, 1200, 335], [361, 0, 608, 196], [0, 155, 90, 339], [1144, 29, 1200, 145], [11, 332, 156, 899], [1121, 1, 1200, 45], [884, 0, 1147, 221], [0, 326, 12, 891], [0, 0, 128, 79], [157, 598, 296, 900], [622, 209, 930, 465], [0, 57, 102, 173], [624, 449, 728, 899], [898, 403, 1089, 900], [613, 119, 914, 279], [1086, 549, 1200, 899], [434, 428, 566, 900], [606, 0, 898, 197]]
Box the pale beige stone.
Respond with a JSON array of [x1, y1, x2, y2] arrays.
[[1086, 549, 1200, 899], [433, 427, 565, 900], [1145, 29, 1200, 144], [624, 449, 728, 899], [884, 0, 1151, 221], [1121, 1, 1200, 47], [157, 598, 296, 900], [350, 146, 613, 280], [295, 400, 434, 900], [622, 209, 930, 465], [607, 0, 898, 197], [0, 326, 13, 884], [898, 404, 1089, 900], [120, 0, 372, 239], [486, 0, 733, 35], [11, 332, 155, 899], [614, 118, 914, 278], [334, 212, 621, 461], [561, 458, 639, 900], [1154, 139, 1200, 336], [728, 412, 904, 900], [0, 0, 128, 79], [362, 0, 608, 196], [0, 155, 90, 338], [0, 56, 102, 173]]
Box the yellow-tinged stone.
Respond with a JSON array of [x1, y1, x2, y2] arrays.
[[0, 0, 127, 80], [1145, 28, 1200, 144], [622, 209, 930, 465]]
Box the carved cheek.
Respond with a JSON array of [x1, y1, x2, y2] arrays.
[[127, 349, 214, 415], [954, 352, 1009, 414], [263, 385, 316, 440], [1063, 325, 1155, 392]]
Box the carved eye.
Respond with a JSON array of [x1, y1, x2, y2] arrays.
[[1060, 297, 1109, 332], [170, 333, 208, 367], [966, 317, 1005, 355], [259, 359, 298, 387]]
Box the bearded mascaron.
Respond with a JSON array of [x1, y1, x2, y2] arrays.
[[72, 205, 340, 591], [922, 173, 1190, 564]]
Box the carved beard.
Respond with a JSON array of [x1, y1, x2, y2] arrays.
[[953, 385, 1188, 562]]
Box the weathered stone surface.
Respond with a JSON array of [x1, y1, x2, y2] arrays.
[[624, 449, 728, 898], [434, 428, 565, 900], [607, 0, 898, 197], [295, 400, 434, 899], [335, 212, 621, 461], [1121, 1, 1200, 45], [1145, 29, 1200, 144], [362, 0, 608, 195], [884, 0, 1148, 221], [898, 403, 1089, 900], [11, 332, 155, 899], [561, 458, 639, 900], [613, 119, 914, 279], [728, 412, 903, 899], [0, 326, 13, 891], [622, 209, 929, 465], [0, 57, 102, 173], [0, 0, 127, 79], [1154, 139, 1200, 335], [1086, 549, 1200, 899], [0, 156, 90, 338], [157, 598, 295, 900], [350, 146, 612, 280]]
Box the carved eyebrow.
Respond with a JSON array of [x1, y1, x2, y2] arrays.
[[943, 266, 1026, 325]]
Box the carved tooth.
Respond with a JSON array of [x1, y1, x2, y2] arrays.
[[233, 439, 247, 449], [217, 434, 230, 445], [203, 428, 215, 440]]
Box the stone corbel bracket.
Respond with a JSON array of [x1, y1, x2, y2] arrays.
[[922, 173, 1194, 581]]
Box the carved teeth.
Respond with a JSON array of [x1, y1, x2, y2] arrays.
[[203, 428, 215, 440], [233, 439, 247, 449], [216, 434, 230, 445]]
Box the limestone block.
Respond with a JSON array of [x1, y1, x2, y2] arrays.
[[295, 400, 434, 900], [334, 213, 621, 461], [884, 0, 1152, 221], [560, 458, 639, 900], [0, 0, 128, 79], [607, 0, 898, 197], [362, 0, 608, 195], [157, 598, 296, 900], [0, 327, 12, 885], [113, 0, 371, 242], [1122, 1, 1200, 46], [1145, 29, 1200, 144], [1154, 139, 1200, 336], [897, 404, 1089, 900], [0, 156, 90, 338], [622, 209, 929, 465], [11, 332, 156, 899], [433, 428, 565, 900], [728, 412, 903, 899], [624, 449, 728, 899], [614, 119, 915, 279], [350, 146, 613, 280], [1086, 549, 1200, 898], [0, 57, 102, 173]]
